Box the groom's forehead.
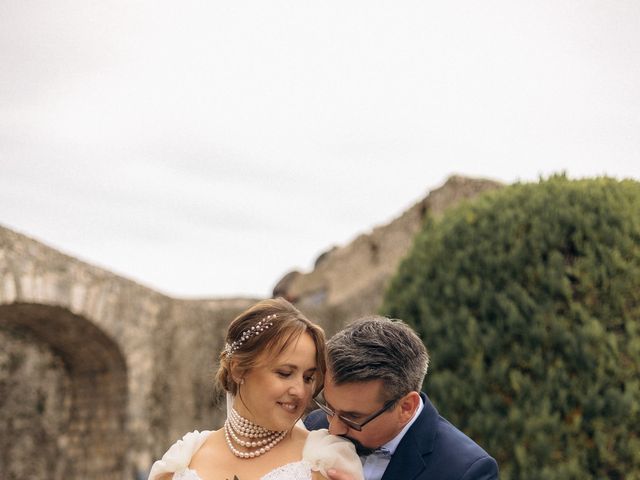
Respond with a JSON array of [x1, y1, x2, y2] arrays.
[[324, 377, 384, 407]]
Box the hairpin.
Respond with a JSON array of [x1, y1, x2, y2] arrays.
[[223, 314, 276, 359]]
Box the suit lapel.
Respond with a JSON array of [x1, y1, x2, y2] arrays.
[[380, 432, 425, 480], [380, 393, 438, 480]]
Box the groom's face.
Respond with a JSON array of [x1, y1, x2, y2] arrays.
[[322, 371, 405, 449]]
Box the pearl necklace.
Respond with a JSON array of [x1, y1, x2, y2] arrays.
[[224, 407, 287, 459]]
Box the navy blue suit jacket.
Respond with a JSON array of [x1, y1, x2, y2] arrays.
[[304, 393, 498, 480]]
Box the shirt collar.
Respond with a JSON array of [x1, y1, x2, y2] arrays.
[[379, 395, 424, 455]]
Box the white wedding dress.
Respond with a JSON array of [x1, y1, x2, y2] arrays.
[[148, 429, 364, 480]]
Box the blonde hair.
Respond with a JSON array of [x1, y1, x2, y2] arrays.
[[216, 297, 326, 397]]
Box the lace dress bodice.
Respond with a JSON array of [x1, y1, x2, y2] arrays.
[[171, 461, 312, 480], [148, 429, 363, 480], [259, 461, 313, 480]]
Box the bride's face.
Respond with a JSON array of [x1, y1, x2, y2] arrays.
[[235, 331, 317, 431]]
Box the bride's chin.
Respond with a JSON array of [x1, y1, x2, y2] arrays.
[[272, 415, 301, 432], [276, 414, 301, 428]]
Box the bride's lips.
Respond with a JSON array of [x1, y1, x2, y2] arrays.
[[277, 401, 299, 413]]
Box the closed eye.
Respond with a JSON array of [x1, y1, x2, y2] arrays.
[[343, 413, 362, 420]]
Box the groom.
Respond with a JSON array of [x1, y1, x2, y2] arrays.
[[304, 316, 498, 480]]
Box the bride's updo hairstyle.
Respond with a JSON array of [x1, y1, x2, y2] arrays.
[[216, 297, 326, 397]]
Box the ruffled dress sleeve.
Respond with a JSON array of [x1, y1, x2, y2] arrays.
[[302, 429, 364, 480], [148, 430, 212, 480]]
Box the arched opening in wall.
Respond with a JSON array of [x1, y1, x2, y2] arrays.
[[0, 303, 128, 480]]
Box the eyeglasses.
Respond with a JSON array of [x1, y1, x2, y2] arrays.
[[313, 396, 398, 432]]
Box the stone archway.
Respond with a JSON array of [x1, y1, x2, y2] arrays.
[[0, 303, 128, 480]]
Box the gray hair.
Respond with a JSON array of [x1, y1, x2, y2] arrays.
[[327, 316, 429, 401]]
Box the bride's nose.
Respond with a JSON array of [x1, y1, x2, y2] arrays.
[[288, 375, 305, 396]]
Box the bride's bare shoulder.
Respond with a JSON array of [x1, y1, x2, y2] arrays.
[[189, 429, 228, 468]]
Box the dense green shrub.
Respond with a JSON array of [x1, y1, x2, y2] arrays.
[[382, 176, 640, 479]]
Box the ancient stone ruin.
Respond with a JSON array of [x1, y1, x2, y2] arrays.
[[273, 175, 503, 334]]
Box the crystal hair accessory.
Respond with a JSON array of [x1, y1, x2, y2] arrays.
[[223, 314, 276, 359]]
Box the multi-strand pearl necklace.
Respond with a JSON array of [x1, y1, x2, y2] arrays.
[[224, 407, 287, 459]]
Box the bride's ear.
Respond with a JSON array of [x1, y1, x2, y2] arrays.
[[229, 360, 245, 385]]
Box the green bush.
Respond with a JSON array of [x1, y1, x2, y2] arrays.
[[382, 176, 640, 479]]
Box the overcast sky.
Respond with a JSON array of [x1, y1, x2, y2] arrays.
[[1, 1, 639, 298]]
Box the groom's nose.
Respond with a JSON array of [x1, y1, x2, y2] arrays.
[[327, 413, 349, 436]]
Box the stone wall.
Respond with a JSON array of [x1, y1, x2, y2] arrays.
[[0, 226, 255, 479], [0, 325, 70, 479]]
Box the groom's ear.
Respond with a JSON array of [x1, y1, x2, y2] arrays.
[[397, 391, 421, 423]]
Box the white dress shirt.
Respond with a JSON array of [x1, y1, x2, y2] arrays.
[[360, 396, 424, 480]]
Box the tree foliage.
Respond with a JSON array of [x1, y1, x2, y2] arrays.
[[382, 176, 640, 479]]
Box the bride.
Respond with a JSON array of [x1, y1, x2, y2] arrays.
[[148, 298, 363, 480]]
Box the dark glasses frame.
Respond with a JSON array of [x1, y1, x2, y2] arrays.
[[313, 396, 398, 432]]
